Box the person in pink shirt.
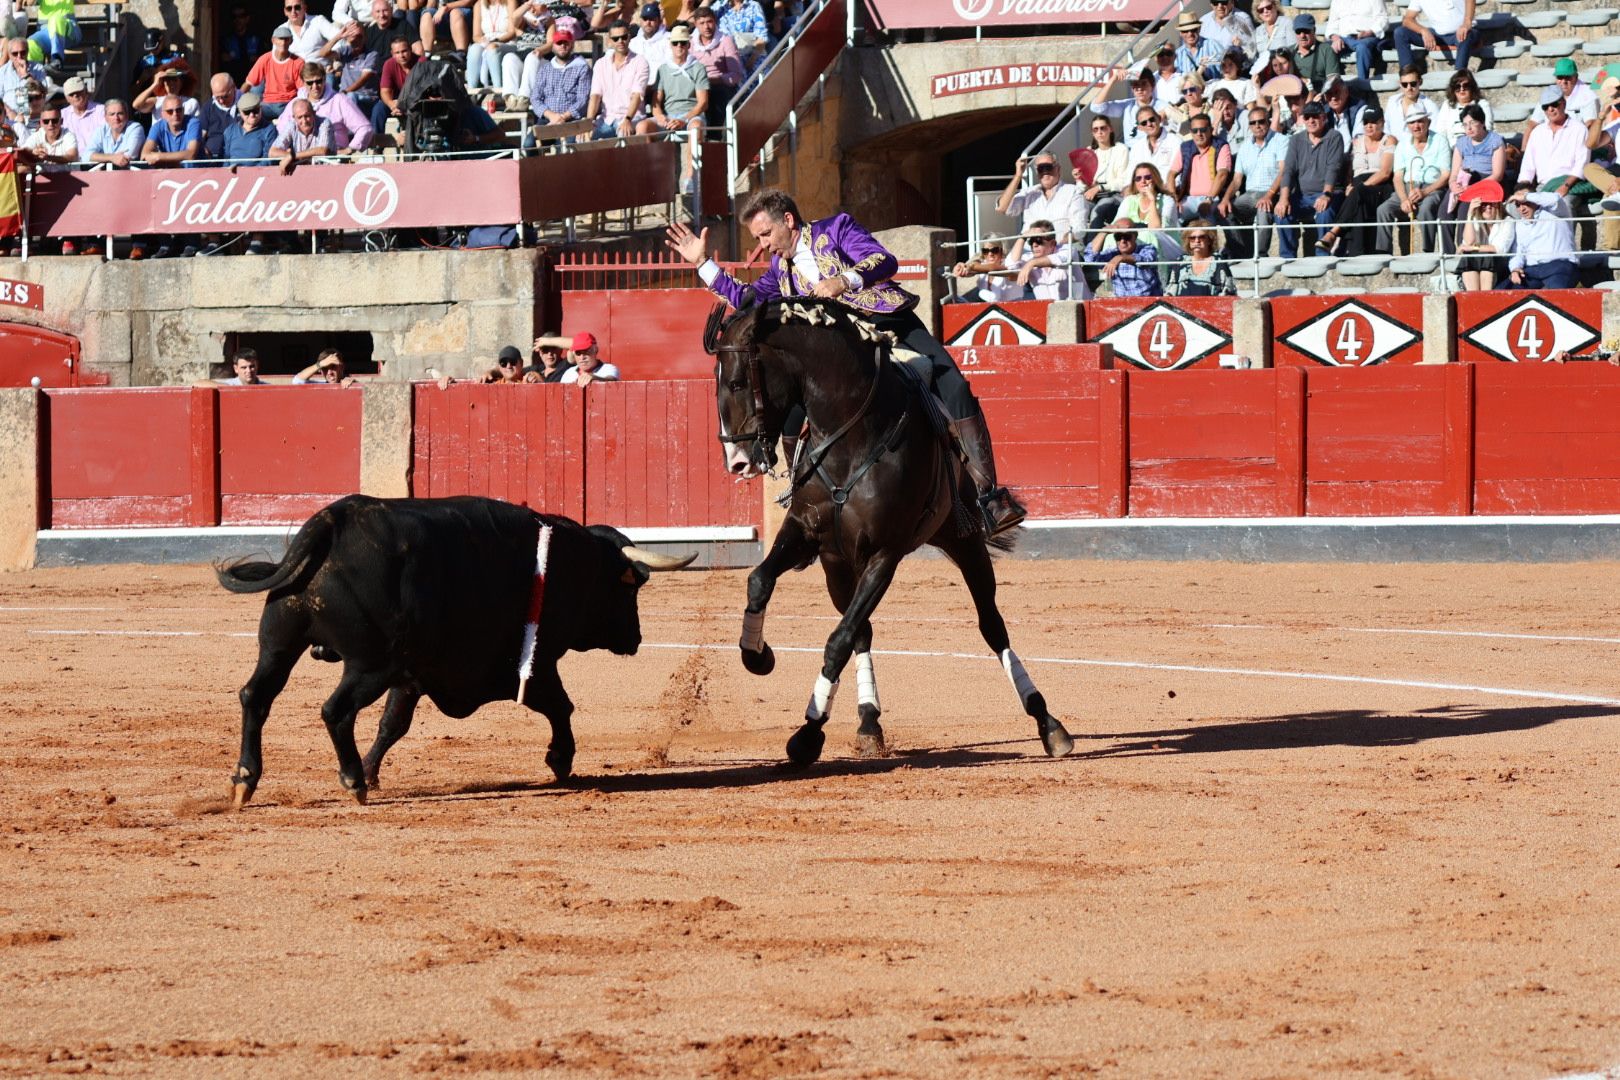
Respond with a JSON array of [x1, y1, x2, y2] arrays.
[[1516, 86, 1590, 200], [584, 19, 648, 139], [274, 59, 375, 151], [690, 6, 743, 121], [1174, 112, 1233, 221]]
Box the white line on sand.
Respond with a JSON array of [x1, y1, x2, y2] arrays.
[[1207, 624, 1620, 646]]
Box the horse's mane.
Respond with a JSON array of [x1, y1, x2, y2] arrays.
[[704, 297, 899, 355]]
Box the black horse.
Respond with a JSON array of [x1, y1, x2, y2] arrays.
[[707, 297, 1074, 764]]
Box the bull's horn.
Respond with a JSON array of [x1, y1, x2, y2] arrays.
[[623, 546, 697, 571]]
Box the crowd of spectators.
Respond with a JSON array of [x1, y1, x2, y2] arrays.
[[968, 0, 1612, 298], [204, 333, 622, 387], [0, 0, 801, 256]]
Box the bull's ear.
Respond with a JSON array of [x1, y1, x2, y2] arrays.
[[621, 566, 643, 585]]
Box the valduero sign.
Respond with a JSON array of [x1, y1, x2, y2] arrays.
[[868, 0, 1168, 30], [1085, 297, 1233, 370], [1271, 295, 1423, 367]]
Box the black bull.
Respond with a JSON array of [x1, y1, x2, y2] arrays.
[[216, 494, 692, 809]]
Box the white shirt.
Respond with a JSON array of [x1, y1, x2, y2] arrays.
[[1324, 0, 1389, 39], [330, 0, 377, 24], [277, 15, 340, 61], [630, 27, 671, 87], [560, 362, 621, 382], [1406, 0, 1467, 37], [1200, 9, 1255, 56], [20, 127, 76, 171], [1384, 92, 1436, 146], [1004, 182, 1082, 242], [1126, 132, 1183, 180]]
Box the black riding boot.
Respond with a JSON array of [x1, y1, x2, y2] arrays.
[[950, 409, 1025, 537]]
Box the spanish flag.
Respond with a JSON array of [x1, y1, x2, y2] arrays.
[[0, 151, 21, 239]]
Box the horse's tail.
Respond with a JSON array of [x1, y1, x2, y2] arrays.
[[215, 503, 339, 594], [986, 526, 1020, 555]]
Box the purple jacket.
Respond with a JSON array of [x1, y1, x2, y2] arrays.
[[706, 213, 917, 317]]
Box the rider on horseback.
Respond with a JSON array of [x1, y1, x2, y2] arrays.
[[665, 190, 1026, 537]]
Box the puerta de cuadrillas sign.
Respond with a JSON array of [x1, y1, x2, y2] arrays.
[[867, 0, 1162, 30]]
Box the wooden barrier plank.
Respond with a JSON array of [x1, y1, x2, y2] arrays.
[[1304, 366, 1460, 515], [46, 388, 197, 527], [1127, 371, 1291, 516], [972, 368, 1114, 517], [218, 387, 361, 525], [1474, 364, 1620, 513]]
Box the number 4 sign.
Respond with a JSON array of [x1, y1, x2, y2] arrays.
[[1457, 291, 1601, 364], [1273, 296, 1423, 367]]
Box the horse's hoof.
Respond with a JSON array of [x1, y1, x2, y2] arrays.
[[546, 746, 575, 782], [854, 732, 886, 758], [1039, 715, 1075, 759], [786, 725, 825, 766], [230, 781, 253, 811], [741, 643, 776, 676], [339, 773, 368, 805]]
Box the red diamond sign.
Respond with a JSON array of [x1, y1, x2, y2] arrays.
[[1459, 294, 1601, 364], [1277, 297, 1422, 367], [1091, 300, 1230, 370]]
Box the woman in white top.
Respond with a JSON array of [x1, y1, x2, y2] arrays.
[[1432, 69, 1493, 143], [467, 0, 525, 97], [1385, 64, 1436, 146], [1209, 49, 1256, 110], [1249, 0, 1295, 77], [1081, 114, 1131, 233], [1117, 161, 1183, 256], [1457, 195, 1513, 291]]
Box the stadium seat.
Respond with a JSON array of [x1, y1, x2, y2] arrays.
[[1282, 257, 1334, 278], [1569, 9, 1620, 27], [1585, 37, 1620, 54], [1338, 256, 1391, 276], [1520, 67, 1558, 86], [1483, 42, 1528, 60], [1529, 38, 1583, 57], [1494, 103, 1535, 122], [1390, 255, 1440, 274], [1474, 69, 1513, 89], [1517, 12, 1566, 29]]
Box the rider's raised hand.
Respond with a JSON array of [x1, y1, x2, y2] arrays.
[[665, 222, 710, 265]]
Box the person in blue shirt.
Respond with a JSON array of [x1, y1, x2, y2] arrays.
[[221, 91, 276, 163], [1085, 219, 1165, 297]]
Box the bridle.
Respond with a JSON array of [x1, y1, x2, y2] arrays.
[[713, 340, 776, 473]]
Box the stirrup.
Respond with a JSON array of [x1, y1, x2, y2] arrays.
[[980, 488, 1025, 537]]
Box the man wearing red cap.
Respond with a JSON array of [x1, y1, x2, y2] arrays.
[[524, 26, 590, 136], [560, 332, 620, 385]]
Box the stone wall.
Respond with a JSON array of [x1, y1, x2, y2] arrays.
[[0, 249, 541, 385]]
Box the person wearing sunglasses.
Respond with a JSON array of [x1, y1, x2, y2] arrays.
[[1010, 221, 1088, 301], [1433, 69, 1494, 143], [1081, 115, 1129, 231], [1322, 0, 1387, 81], [1199, 0, 1255, 60], [951, 241, 1020, 304], [17, 105, 77, 174], [1394, 0, 1477, 74], [583, 18, 648, 139], [483, 345, 529, 384], [277, 0, 343, 63], [1126, 106, 1182, 191], [996, 150, 1080, 248], [0, 37, 44, 124], [1374, 110, 1450, 255], [1166, 218, 1236, 296], [1249, 1, 1295, 78], [1383, 63, 1433, 148], [1174, 115, 1232, 224], [1280, 12, 1340, 93], [1221, 108, 1286, 258], [1517, 88, 1589, 206], [1083, 218, 1164, 298], [1117, 162, 1180, 252], [1275, 99, 1348, 258], [272, 59, 373, 152], [1087, 68, 1164, 144], [1522, 58, 1592, 148]]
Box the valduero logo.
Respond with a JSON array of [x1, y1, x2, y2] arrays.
[[342, 168, 400, 228]]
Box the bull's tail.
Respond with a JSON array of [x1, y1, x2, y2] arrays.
[[215, 505, 338, 594]]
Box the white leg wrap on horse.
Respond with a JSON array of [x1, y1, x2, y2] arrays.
[[806, 675, 838, 722], [740, 609, 766, 652], [1001, 648, 1038, 702], [856, 652, 880, 710]]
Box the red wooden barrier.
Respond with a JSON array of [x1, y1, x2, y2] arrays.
[[583, 380, 755, 528], [1127, 368, 1304, 516], [0, 322, 82, 388], [1473, 364, 1620, 513], [941, 300, 1052, 346], [1456, 290, 1603, 364], [218, 387, 363, 525], [950, 343, 1112, 373], [1086, 297, 1236, 370], [1305, 365, 1472, 515], [560, 288, 717, 381], [1271, 295, 1425, 367], [46, 388, 212, 527], [971, 363, 1125, 518], [412, 382, 587, 519]]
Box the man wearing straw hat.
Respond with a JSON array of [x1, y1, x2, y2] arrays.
[[1173, 11, 1222, 82]]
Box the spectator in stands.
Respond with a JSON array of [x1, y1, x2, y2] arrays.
[[28, 0, 77, 70], [1443, 104, 1504, 243], [5, 76, 43, 138], [1221, 106, 1289, 258], [467, 0, 525, 101], [220, 6, 262, 84], [222, 91, 276, 165], [1456, 185, 1511, 290], [560, 332, 620, 383], [294, 350, 358, 386], [1084, 219, 1163, 297], [997, 151, 1080, 244], [1127, 106, 1181, 183], [1323, 0, 1388, 80], [1209, 89, 1247, 149], [271, 96, 334, 175], [712, 0, 767, 68], [1119, 161, 1181, 252], [1523, 60, 1595, 149], [1089, 70, 1162, 144], [1518, 88, 1591, 201], [484, 345, 527, 383], [1385, 64, 1432, 146], [222, 348, 265, 385], [80, 97, 142, 170], [1283, 14, 1340, 93], [134, 67, 201, 124], [1394, 0, 1475, 74], [589, 0, 637, 34], [641, 24, 707, 189], [691, 7, 742, 122], [58, 75, 102, 151], [1166, 219, 1236, 295], [1174, 112, 1232, 223], [1082, 116, 1129, 233], [133, 28, 185, 90], [1210, 50, 1256, 111], [526, 26, 588, 136], [331, 7, 385, 122], [1376, 111, 1450, 253], [1322, 75, 1365, 151], [142, 93, 200, 167], [585, 20, 648, 139], [0, 38, 43, 115], [1151, 42, 1182, 107], [334, 0, 384, 26], [1505, 190, 1578, 289], [1173, 12, 1221, 81], [420, 0, 476, 56], [277, 60, 373, 152], [1314, 104, 1396, 255], [527, 334, 575, 381], [952, 240, 1020, 304], [377, 34, 416, 132], [1201, 0, 1254, 59], [278, 0, 341, 62], [0, 2, 24, 40], [631, 3, 670, 72], [1435, 68, 1493, 143], [1249, 0, 1294, 78], [1276, 99, 1346, 258], [1171, 72, 1209, 135], [1010, 221, 1082, 301], [18, 103, 74, 173], [197, 73, 241, 160], [248, 26, 304, 120]]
